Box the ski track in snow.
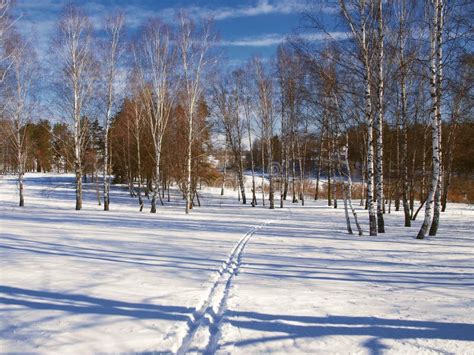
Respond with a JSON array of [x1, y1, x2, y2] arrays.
[[171, 211, 288, 354]]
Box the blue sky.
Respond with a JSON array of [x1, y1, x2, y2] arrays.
[[14, 0, 341, 66]]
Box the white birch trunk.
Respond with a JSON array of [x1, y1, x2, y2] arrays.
[[429, 0, 444, 236], [246, 112, 257, 206], [221, 143, 227, 195], [398, 2, 411, 227], [102, 13, 124, 212], [375, 0, 385, 233], [418, 0, 442, 239]]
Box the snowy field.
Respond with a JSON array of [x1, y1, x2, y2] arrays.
[[1, 173, 473, 354]]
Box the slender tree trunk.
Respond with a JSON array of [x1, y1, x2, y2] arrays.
[[237, 147, 246, 204], [420, 129, 427, 202], [18, 170, 24, 207], [315, 128, 324, 201], [339, 156, 353, 235], [185, 114, 193, 214], [364, 65, 377, 234], [360, 151, 366, 207], [344, 134, 363, 235], [387, 160, 392, 214], [402, 123, 411, 227], [375, 0, 385, 233], [221, 143, 227, 195], [284, 143, 289, 200], [441, 116, 457, 211], [16, 128, 25, 207], [75, 163, 82, 210], [151, 147, 161, 213], [409, 146, 416, 219], [413, 197, 427, 221], [418, 0, 442, 239], [399, 28, 411, 227], [326, 125, 332, 207], [280, 135, 285, 208], [280, 103, 286, 208], [291, 139, 297, 203], [95, 160, 101, 206], [136, 134, 143, 212], [247, 121, 257, 207], [268, 138, 275, 209], [261, 137, 266, 206], [395, 119, 401, 212], [331, 134, 337, 209], [298, 139, 305, 206], [74, 132, 82, 211], [429, 0, 444, 237], [103, 120, 110, 210]]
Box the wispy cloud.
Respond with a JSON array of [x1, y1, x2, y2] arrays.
[[220, 31, 350, 47], [198, 0, 306, 20], [157, 0, 331, 22]]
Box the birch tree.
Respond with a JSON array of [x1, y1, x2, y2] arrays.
[[3, 33, 36, 206], [277, 46, 305, 205], [240, 66, 258, 206], [54, 5, 96, 210], [417, 0, 445, 239], [101, 13, 124, 211], [255, 57, 275, 209], [442, 55, 471, 211], [392, 0, 416, 227], [135, 20, 177, 213], [331, 75, 364, 235], [339, 0, 378, 235], [177, 13, 213, 214], [213, 70, 247, 204], [129, 69, 146, 211], [375, 0, 385, 233]]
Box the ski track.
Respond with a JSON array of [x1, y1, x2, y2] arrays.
[[170, 213, 284, 355]]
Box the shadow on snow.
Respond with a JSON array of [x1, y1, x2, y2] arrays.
[[222, 309, 474, 355]]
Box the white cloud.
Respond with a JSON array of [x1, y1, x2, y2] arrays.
[[158, 0, 328, 22], [221, 33, 286, 47], [220, 31, 350, 47], [209, 0, 303, 20]]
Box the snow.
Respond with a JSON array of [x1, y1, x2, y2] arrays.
[[1, 173, 473, 354]]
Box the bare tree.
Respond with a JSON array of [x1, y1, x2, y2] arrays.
[[418, 0, 445, 239], [392, 0, 417, 227], [3, 33, 36, 206], [129, 69, 146, 211], [375, 0, 385, 233], [255, 57, 275, 209], [177, 13, 213, 214], [135, 20, 177, 213], [339, 0, 378, 235], [53, 5, 96, 210], [101, 13, 124, 211], [212, 70, 247, 204], [241, 66, 258, 206], [277, 46, 305, 206]]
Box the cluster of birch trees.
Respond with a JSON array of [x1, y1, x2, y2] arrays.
[[0, 0, 472, 238], [1, 3, 215, 214], [294, 0, 471, 238]]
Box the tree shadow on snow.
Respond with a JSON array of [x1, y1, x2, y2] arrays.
[[0, 285, 193, 322], [222, 310, 474, 355]]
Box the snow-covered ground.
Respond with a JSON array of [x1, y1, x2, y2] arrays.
[[1, 173, 473, 354]]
